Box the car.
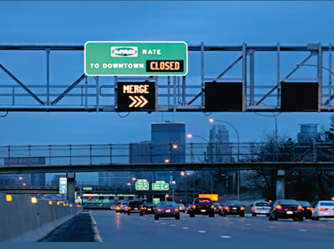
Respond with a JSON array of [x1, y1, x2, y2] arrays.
[[251, 201, 271, 216], [269, 199, 303, 222], [298, 201, 313, 219], [312, 200, 334, 220], [222, 201, 245, 217], [188, 198, 215, 218], [115, 202, 122, 213], [176, 203, 186, 213], [120, 202, 128, 213], [140, 202, 155, 216], [127, 200, 143, 215], [110, 204, 116, 211], [213, 202, 223, 215], [154, 202, 180, 220]]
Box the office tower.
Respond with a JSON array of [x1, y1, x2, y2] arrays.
[[151, 122, 186, 183], [207, 124, 232, 163]]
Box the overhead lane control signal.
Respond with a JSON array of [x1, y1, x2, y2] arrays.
[[117, 82, 156, 112]]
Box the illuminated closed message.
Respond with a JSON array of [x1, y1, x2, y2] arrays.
[[117, 82, 156, 112]]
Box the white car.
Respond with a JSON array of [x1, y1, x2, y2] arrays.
[[251, 201, 272, 216], [312, 201, 334, 220]]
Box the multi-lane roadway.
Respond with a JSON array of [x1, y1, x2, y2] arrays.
[[56, 210, 334, 244]]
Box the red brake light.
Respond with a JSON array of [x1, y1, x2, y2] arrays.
[[219, 206, 222, 210], [253, 206, 257, 210], [211, 205, 214, 209], [192, 205, 196, 209], [240, 206, 245, 210], [276, 205, 282, 210], [157, 209, 162, 212], [318, 207, 327, 211], [174, 208, 179, 211], [306, 207, 313, 210], [297, 205, 303, 210], [225, 206, 229, 210], [128, 207, 131, 210]]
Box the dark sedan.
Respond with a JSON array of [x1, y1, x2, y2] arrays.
[[298, 201, 313, 219], [154, 202, 180, 220], [269, 199, 303, 222], [222, 201, 245, 217], [140, 203, 155, 216], [188, 198, 215, 217], [213, 202, 223, 215]]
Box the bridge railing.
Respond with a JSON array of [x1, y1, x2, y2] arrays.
[[0, 142, 333, 166]]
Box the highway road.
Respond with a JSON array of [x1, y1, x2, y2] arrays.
[[88, 210, 334, 244]]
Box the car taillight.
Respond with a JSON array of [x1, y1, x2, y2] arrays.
[[174, 208, 179, 211], [128, 207, 131, 210], [116, 207, 120, 210], [297, 205, 303, 211], [157, 209, 162, 212], [253, 207, 257, 210], [219, 206, 222, 210], [318, 208, 327, 211], [225, 206, 229, 210], [211, 205, 214, 209], [306, 207, 313, 210], [276, 205, 282, 210], [240, 206, 245, 210], [192, 205, 196, 209]]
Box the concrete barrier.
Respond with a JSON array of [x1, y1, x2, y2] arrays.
[[0, 194, 82, 242]]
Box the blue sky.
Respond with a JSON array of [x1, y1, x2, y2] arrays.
[[1, 1, 334, 182]]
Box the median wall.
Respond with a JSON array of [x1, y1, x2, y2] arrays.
[[0, 194, 82, 242]]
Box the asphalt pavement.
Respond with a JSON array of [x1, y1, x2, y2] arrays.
[[90, 210, 334, 244]]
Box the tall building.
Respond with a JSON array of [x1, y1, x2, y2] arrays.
[[207, 124, 232, 163], [129, 141, 151, 164], [151, 122, 186, 183], [297, 124, 320, 143], [98, 172, 134, 188]]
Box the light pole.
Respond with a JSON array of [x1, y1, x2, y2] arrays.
[[187, 134, 212, 195], [209, 118, 240, 200]]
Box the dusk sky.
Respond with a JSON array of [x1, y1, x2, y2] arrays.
[[1, 1, 334, 182]]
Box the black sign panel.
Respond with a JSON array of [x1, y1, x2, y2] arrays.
[[204, 82, 243, 112], [146, 60, 184, 72], [117, 82, 156, 112], [281, 82, 319, 112]]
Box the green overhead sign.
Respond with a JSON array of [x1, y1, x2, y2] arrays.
[[153, 198, 160, 205], [152, 181, 169, 191], [135, 179, 149, 191], [84, 41, 188, 76]]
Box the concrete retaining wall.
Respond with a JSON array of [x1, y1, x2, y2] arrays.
[[0, 194, 82, 242]]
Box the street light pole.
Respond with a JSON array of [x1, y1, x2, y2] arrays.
[[209, 119, 240, 200]]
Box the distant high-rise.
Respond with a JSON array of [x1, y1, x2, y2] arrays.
[[151, 122, 186, 183], [207, 124, 232, 163], [129, 141, 151, 164], [297, 124, 319, 143], [98, 172, 134, 188]]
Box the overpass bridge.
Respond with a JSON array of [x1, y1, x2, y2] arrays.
[[1, 142, 334, 201]]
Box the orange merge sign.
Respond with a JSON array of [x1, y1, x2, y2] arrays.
[[198, 194, 218, 201]]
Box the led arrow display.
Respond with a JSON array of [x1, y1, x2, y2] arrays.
[[117, 82, 156, 112]]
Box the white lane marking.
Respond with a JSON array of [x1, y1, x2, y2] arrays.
[[220, 235, 231, 239], [89, 210, 103, 243], [228, 222, 234, 224], [198, 230, 207, 233], [154, 221, 159, 223], [170, 224, 176, 227], [182, 227, 189, 229], [246, 223, 251, 226], [162, 222, 166, 225], [298, 229, 307, 232], [268, 226, 275, 228]]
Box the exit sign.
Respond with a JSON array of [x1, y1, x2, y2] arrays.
[[152, 181, 169, 191], [84, 41, 188, 76], [135, 179, 149, 191]]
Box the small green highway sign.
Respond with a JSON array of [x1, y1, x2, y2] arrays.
[[152, 181, 169, 191], [84, 41, 188, 76], [153, 198, 160, 205], [135, 179, 149, 191], [59, 177, 67, 194]]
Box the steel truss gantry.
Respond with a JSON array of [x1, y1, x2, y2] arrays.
[[0, 43, 333, 112]]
